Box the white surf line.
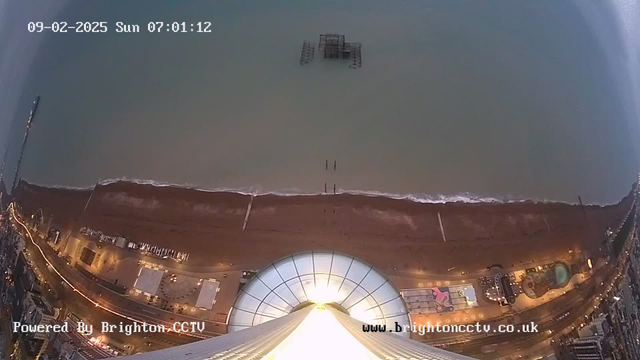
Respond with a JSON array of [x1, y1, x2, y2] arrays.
[[243, 195, 255, 230], [437, 211, 447, 242]]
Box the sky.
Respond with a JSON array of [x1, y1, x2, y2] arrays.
[[0, 0, 68, 174], [0, 1, 639, 204], [572, 0, 640, 166]]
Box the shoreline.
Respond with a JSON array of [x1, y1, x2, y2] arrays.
[[12, 179, 635, 274], [17, 177, 627, 206]]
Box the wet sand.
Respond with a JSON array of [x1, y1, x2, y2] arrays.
[[13, 180, 635, 274]]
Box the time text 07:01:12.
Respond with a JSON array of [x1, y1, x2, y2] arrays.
[[147, 22, 212, 33]]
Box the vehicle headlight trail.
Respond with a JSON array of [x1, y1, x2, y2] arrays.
[[8, 202, 206, 339]]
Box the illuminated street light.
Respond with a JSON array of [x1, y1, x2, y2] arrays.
[[6, 203, 208, 341]]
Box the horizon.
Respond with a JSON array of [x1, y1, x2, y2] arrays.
[[12, 176, 638, 207], [1, 0, 639, 204]]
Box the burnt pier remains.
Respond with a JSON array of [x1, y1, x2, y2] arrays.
[[299, 33, 362, 69]]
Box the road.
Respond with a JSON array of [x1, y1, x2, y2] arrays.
[[10, 198, 636, 359], [411, 200, 637, 359], [413, 272, 601, 356], [10, 204, 219, 355], [442, 223, 634, 359], [21, 231, 199, 354], [410, 265, 614, 359]]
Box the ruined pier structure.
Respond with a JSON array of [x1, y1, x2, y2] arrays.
[[300, 33, 362, 69]]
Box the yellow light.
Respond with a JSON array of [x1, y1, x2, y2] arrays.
[[262, 308, 378, 360], [306, 284, 338, 305], [5, 203, 208, 342]]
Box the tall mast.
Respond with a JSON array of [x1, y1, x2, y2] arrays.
[[12, 95, 40, 192]]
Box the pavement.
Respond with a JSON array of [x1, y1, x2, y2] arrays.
[[9, 205, 219, 355], [9, 198, 636, 359], [64, 329, 115, 359], [439, 217, 636, 359]]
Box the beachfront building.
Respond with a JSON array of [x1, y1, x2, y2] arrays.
[[117, 251, 472, 359], [552, 336, 608, 360], [228, 251, 411, 334], [402, 284, 479, 314]]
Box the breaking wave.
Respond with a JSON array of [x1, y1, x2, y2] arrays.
[[22, 183, 94, 192], [22, 177, 616, 206], [96, 178, 601, 205]]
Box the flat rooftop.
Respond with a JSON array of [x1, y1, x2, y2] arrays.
[[402, 284, 479, 314], [133, 267, 164, 295], [30, 293, 53, 315], [195, 279, 219, 310]]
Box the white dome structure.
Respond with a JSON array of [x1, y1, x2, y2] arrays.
[[115, 305, 473, 360], [227, 251, 411, 337], [115, 252, 474, 360]]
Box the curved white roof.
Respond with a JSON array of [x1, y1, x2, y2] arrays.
[[117, 306, 473, 360], [228, 251, 411, 337]]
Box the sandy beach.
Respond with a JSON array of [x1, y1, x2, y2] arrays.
[[13, 180, 635, 274]]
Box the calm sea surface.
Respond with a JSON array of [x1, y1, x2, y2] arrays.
[[4, 0, 638, 203]]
